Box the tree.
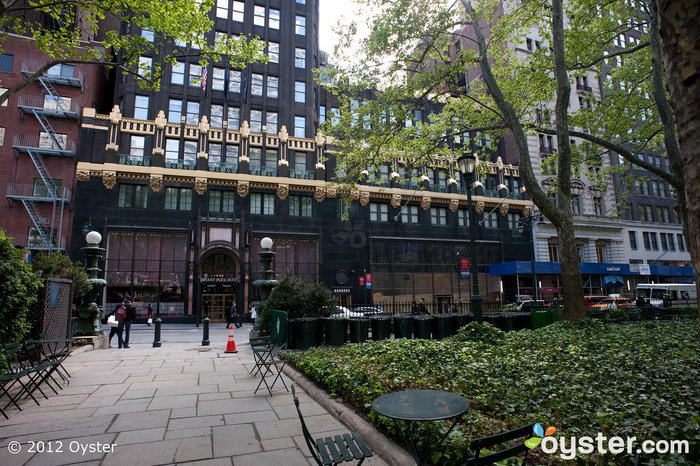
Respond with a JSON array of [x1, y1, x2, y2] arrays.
[[325, 0, 690, 320], [0, 231, 43, 373], [655, 0, 700, 335], [32, 251, 91, 301], [0, 0, 266, 106]]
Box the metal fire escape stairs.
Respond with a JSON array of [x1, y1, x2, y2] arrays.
[[10, 67, 82, 251]]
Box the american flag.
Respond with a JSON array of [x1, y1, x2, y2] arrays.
[[201, 65, 207, 94]]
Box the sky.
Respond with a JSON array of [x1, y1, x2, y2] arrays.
[[318, 0, 362, 55]]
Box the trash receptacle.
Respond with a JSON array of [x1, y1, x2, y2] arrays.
[[393, 315, 413, 339], [452, 313, 473, 333], [530, 307, 551, 330], [413, 316, 433, 339], [432, 314, 452, 339], [349, 318, 370, 343], [549, 306, 563, 323], [323, 318, 347, 346], [287, 318, 297, 349], [295, 318, 321, 350], [370, 316, 392, 341]]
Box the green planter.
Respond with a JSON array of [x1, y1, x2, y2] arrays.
[[287, 318, 297, 349], [432, 314, 452, 339], [393, 315, 413, 339], [530, 307, 552, 329], [295, 317, 321, 350], [349, 318, 369, 343], [413, 316, 433, 339], [452, 313, 473, 333], [322, 318, 347, 346], [549, 306, 563, 323], [370, 316, 392, 341]]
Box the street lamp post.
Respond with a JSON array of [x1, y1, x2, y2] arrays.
[[518, 214, 541, 302], [457, 154, 482, 323]]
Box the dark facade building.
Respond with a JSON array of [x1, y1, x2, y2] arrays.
[[67, 0, 535, 323]]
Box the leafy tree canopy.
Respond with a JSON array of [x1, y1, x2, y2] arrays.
[[32, 251, 91, 300], [0, 0, 267, 105]]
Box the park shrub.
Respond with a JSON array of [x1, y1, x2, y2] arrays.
[[256, 274, 337, 334], [453, 321, 506, 344], [286, 320, 700, 465], [0, 231, 43, 374], [32, 251, 91, 301]]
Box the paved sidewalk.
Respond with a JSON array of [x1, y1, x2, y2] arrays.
[[0, 324, 400, 465]]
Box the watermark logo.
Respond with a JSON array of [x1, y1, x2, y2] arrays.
[[525, 423, 557, 450]]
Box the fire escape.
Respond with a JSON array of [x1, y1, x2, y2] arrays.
[[6, 61, 82, 251]]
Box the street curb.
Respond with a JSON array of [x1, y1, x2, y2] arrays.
[[283, 365, 415, 466]]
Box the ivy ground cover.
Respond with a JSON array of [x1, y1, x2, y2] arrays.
[[286, 320, 699, 465]]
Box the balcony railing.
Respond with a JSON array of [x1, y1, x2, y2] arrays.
[[119, 154, 152, 166], [13, 134, 77, 156], [21, 60, 85, 90], [539, 146, 557, 155], [17, 95, 80, 118], [165, 159, 195, 170], [250, 166, 278, 177], [289, 169, 315, 180], [6, 183, 72, 202], [209, 161, 239, 173], [11, 234, 67, 251], [429, 184, 448, 193], [576, 83, 593, 93]]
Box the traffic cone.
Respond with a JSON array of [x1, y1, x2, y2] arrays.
[[225, 325, 238, 353]]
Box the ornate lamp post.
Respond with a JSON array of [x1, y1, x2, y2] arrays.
[[518, 214, 542, 302], [74, 231, 106, 336], [253, 237, 278, 302], [457, 154, 482, 323]]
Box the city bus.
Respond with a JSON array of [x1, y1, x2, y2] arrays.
[[635, 283, 697, 307]]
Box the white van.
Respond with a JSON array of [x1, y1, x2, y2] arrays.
[[636, 283, 697, 307]]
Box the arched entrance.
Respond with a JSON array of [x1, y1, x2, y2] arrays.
[[199, 249, 240, 322]]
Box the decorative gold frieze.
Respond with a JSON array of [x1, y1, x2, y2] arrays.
[[391, 194, 402, 209], [149, 174, 163, 192], [195, 178, 208, 195], [76, 170, 90, 182], [476, 201, 485, 214], [359, 191, 370, 206], [325, 185, 337, 198], [314, 186, 326, 202], [420, 195, 431, 210], [449, 199, 459, 212], [500, 203, 510, 216], [277, 184, 289, 200], [102, 171, 116, 189], [237, 181, 249, 197]]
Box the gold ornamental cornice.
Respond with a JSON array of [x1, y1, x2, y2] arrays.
[[76, 162, 533, 213]]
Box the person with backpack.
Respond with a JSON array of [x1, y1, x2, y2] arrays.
[[122, 298, 137, 348], [115, 301, 127, 348], [108, 302, 124, 347]]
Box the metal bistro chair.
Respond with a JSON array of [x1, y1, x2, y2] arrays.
[[466, 423, 536, 465], [250, 310, 288, 377], [292, 383, 373, 465]]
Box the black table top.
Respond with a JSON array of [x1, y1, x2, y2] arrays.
[[371, 389, 470, 421]]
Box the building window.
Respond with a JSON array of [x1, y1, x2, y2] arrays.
[[227, 107, 240, 129], [165, 139, 179, 163], [249, 148, 262, 170], [548, 243, 559, 262], [268, 76, 279, 98], [668, 234, 676, 251], [401, 205, 419, 224], [457, 209, 470, 227], [269, 8, 280, 29], [677, 234, 686, 252], [507, 213, 519, 230], [210, 104, 223, 128], [290, 195, 312, 217], [165, 187, 192, 211], [254, 5, 266, 26], [0, 54, 13, 72], [209, 143, 222, 164], [251, 193, 275, 215], [649, 232, 659, 250], [319, 106, 326, 123], [571, 196, 581, 215], [643, 232, 651, 250], [629, 231, 638, 250], [0, 127, 5, 146], [168, 99, 182, 123], [251, 73, 263, 96], [171, 62, 185, 85], [595, 243, 606, 263], [266, 112, 278, 134], [593, 197, 603, 216], [226, 144, 239, 164], [295, 48, 306, 68], [232, 1, 244, 22], [134, 95, 149, 120], [216, 0, 228, 18], [0, 88, 7, 107], [430, 207, 448, 225], [138, 57, 152, 79], [130, 135, 145, 159], [184, 141, 197, 165], [189, 64, 202, 87], [294, 116, 305, 138], [295, 81, 305, 103], [268, 42, 279, 63], [212, 67, 225, 91], [209, 190, 235, 213], [250, 110, 262, 132], [660, 233, 669, 251], [295, 15, 306, 35], [229, 70, 241, 93], [186, 101, 200, 125], [118, 184, 148, 208], [481, 212, 497, 228], [369, 203, 389, 222]]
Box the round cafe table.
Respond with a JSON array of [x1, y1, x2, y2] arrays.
[[372, 389, 469, 465]]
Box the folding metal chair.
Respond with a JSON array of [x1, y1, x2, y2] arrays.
[[254, 359, 288, 395]]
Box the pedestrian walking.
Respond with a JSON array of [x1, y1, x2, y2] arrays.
[[121, 298, 137, 348], [108, 302, 123, 346], [227, 300, 241, 328], [115, 301, 127, 348]]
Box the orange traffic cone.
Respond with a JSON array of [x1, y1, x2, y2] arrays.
[[225, 325, 238, 353]]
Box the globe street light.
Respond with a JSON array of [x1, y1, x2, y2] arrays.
[[457, 153, 482, 323]]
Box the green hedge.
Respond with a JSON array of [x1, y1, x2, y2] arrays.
[[286, 320, 700, 465]]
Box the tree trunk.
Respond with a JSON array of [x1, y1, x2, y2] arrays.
[[656, 0, 700, 334]]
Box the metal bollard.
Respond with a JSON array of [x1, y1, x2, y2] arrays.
[[153, 317, 162, 347], [202, 317, 210, 346]]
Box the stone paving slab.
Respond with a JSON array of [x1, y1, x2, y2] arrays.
[[0, 326, 398, 465]]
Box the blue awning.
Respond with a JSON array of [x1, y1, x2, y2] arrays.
[[602, 275, 624, 287]]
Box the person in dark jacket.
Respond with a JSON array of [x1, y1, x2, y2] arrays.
[[226, 301, 241, 328], [109, 302, 125, 347], [122, 297, 137, 348]]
